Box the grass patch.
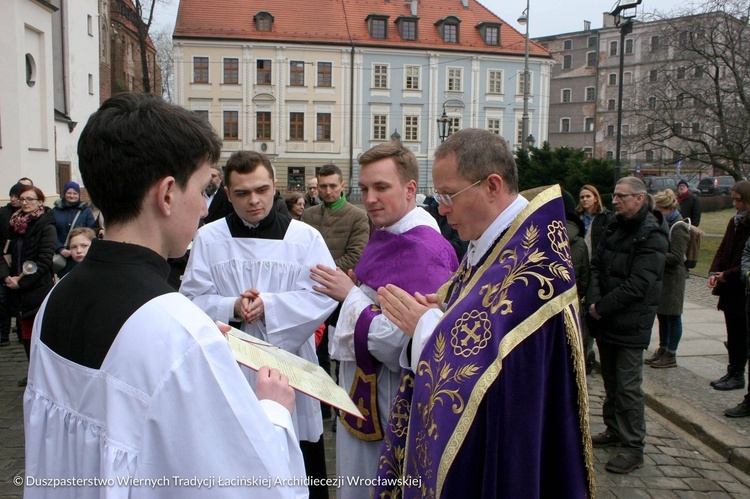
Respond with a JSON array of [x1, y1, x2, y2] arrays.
[[692, 208, 734, 277]]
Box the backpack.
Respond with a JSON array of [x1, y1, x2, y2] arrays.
[[671, 217, 701, 269]]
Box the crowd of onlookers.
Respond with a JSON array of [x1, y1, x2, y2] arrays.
[[0, 178, 97, 386]]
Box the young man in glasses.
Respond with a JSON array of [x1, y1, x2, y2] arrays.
[[374, 128, 594, 498], [587, 176, 668, 473], [309, 142, 458, 499]]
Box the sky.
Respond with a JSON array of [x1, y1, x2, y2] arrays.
[[153, 0, 690, 39]]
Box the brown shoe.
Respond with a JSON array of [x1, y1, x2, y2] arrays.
[[591, 431, 620, 448], [605, 452, 643, 474], [651, 351, 676, 369], [644, 347, 665, 365]]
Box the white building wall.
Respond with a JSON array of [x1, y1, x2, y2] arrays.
[[54, 0, 100, 190], [0, 0, 57, 199]]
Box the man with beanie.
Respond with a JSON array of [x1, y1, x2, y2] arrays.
[[52, 181, 96, 276]]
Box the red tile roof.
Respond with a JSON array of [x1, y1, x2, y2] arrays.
[[174, 0, 549, 59]]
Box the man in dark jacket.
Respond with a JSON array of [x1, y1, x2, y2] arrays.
[[587, 176, 668, 474], [677, 179, 701, 226], [0, 183, 25, 346]]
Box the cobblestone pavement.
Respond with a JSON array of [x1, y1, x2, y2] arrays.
[[4, 334, 750, 498]]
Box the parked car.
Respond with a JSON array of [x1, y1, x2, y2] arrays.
[[697, 176, 735, 196], [642, 176, 701, 196]]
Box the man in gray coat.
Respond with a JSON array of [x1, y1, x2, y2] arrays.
[[587, 177, 668, 474]]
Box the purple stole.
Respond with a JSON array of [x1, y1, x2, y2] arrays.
[[341, 225, 458, 441], [376, 187, 595, 498]]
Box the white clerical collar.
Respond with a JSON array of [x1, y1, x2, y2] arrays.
[[380, 205, 438, 234], [467, 195, 528, 267]]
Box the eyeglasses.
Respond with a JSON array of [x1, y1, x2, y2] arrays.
[[432, 178, 485, 206], [19, 197, 39, 203]]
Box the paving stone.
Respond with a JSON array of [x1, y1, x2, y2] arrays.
[[716, 479, 750, 495], [651, 454, 681, 466], [611, 486, 651, 498], [661, 465, 702, 478], [696, 468, 739, 483], [661, 447, 705, 459], [677, 458, 722, 471], [682, 477, 724, 492], [605, 474, 646, 488], [639, 476, 690, 490]]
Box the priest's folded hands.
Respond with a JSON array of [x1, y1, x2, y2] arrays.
[[377, 284, 440, 337]]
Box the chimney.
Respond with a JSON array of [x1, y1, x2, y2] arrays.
[[461, 0, 469, 8], [584, 20, 591, 31], [411, 0, 418, 17], [602, 12, 615, 28]]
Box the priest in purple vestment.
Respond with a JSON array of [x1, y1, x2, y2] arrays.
[[375, 129, 595, 498], [310, 142, 458, 499]]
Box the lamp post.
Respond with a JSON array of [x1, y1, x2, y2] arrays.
[[518, 0, 531, 152], [527, 134, 536, 148], [437, 108, 450, 143]]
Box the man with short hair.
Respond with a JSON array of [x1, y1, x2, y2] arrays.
[[203, 165, 233, 224], [301, 164, 370, 413], [181, 150, 337, 499], [305, 177, 321, 207], [24, 93, 306, 497], [373, 128, 593, 498], [310, 143, 458, 499], [588, 176, 668, 474], [677, 179, 701, 227]]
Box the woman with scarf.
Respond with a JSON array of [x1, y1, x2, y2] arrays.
[[646, 189, 689, 368], [52, 181, 95, 277], [708, 180, 750, 391], [1, 185, 57, 386]]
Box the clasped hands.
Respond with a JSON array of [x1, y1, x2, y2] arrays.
[[377, 285, 440, 338], [234, 288, 264, 324]]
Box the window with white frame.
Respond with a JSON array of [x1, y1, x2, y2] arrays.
[[224, 58, 239, 84], [317, 62, 332, 87], [561, 118, 570, 133], [405, 66, 420, 90], [625, 38, 634, 54], [516, 119, 524, 145], [487, 118, 501, 135], [404, 116, 419, 141], [448, 117, 461, 137], [290, 61, 305, 86], [447, 67, 463, 92], [609, 73, 617, 85], [316, 113, 331, 141], [610, 40, 618, 56], [562, 89, 571, 103], [373, 64, 388, 89], [488, 70, 503, 93], [373, 115, 387, 140], [194, 57, 209, 83]]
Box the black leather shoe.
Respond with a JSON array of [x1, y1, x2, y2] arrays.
[[605, 452, 643, 474], [724, 401, 750, 418], [710, 371, 732, 388], [713, 374, 745, 391], [591, 431, 620, 448]]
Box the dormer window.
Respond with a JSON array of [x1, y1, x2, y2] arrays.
[[366, 14, 389, 40], [436, 16, 461, 44], [254, 11, 274, 32], [476, 22, 501, 46], [396, 16, 418, 41]]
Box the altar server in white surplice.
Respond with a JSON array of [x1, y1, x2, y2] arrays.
[[181, 150, 337, 498], [24, 93, 306, 498]]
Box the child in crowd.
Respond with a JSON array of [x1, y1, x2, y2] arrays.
[[67, 227, 96, 264]]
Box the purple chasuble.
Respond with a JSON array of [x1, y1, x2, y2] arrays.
[[376, 187, 595, 498], [341, 225, 458, 440]]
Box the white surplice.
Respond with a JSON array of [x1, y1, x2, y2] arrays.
[[24, 293, 307, 498], [180, 218, 337, 442], [330, 207, 440, 499]]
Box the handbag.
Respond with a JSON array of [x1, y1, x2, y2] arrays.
[[53, 209, 83, 273]]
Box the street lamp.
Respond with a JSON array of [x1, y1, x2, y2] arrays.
[[437, 109, 450, 143], [527, 134, 536, 148], [518, 0, 531, 152]]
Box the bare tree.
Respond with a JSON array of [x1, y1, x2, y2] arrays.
[[152, 25, 173, 101], [627, 0, 750, 179]]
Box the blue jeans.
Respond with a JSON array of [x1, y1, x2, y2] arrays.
[[657, 314, 682, 353]]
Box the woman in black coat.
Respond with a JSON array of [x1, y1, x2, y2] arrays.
[[708, 180, 750, 390], [1, 185, 57, 385], [577, 184, 611, 259]]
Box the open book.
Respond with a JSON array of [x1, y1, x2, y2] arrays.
[[221, 323, 364, 420]]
